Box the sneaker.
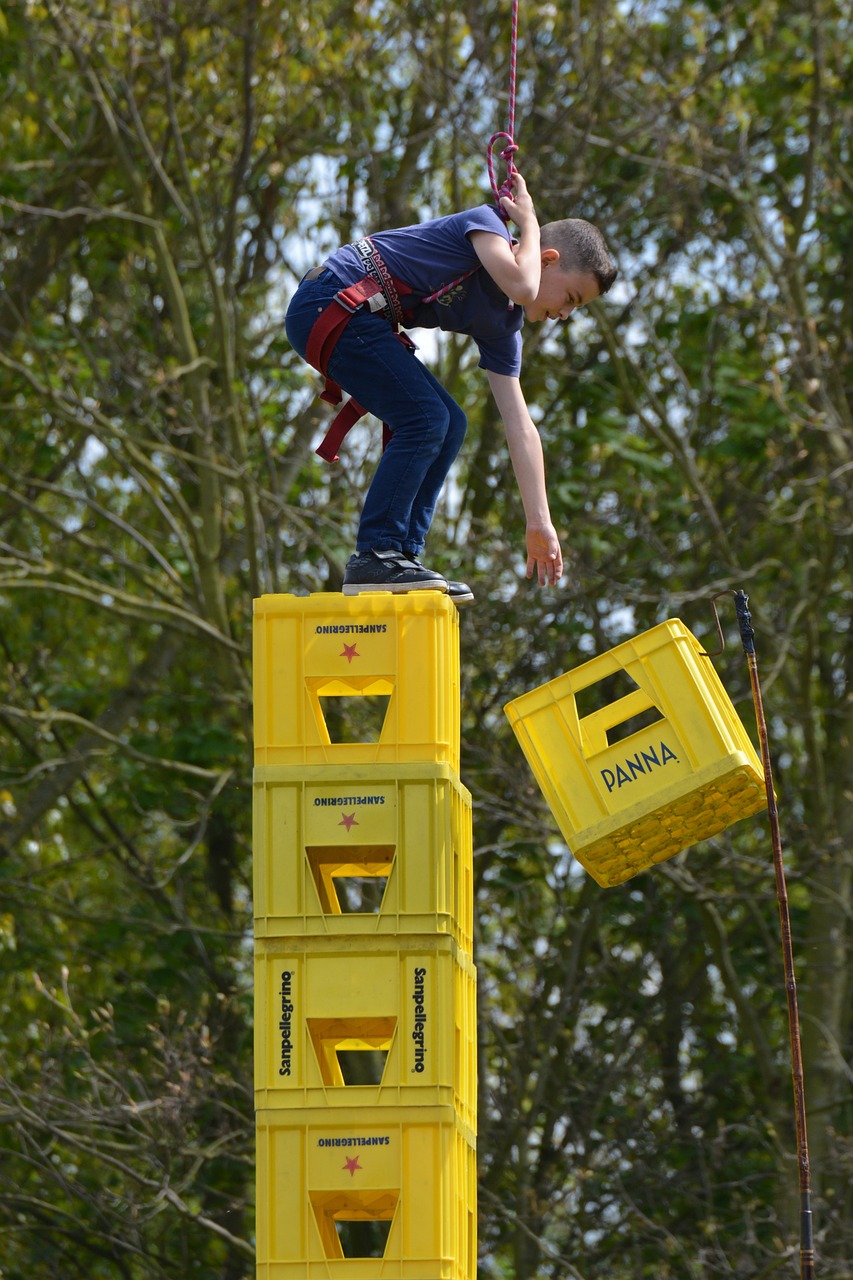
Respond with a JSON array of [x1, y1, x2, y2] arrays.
[[408, 557, 475, 606], [343, 549, 448, 595], [445, 579, 475, 606]]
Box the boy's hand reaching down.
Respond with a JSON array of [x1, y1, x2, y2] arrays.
[[526, 523, 564, 585]]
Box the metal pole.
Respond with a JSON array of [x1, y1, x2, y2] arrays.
[[734, 590, 815, 1279]]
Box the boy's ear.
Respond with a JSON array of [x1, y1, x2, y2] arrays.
[[541, 247, 561, 266]]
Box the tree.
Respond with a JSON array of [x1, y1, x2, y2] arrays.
[[0, 0, 850, 1276]]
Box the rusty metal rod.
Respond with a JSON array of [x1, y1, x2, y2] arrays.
[[734, 590, 815, 1280]]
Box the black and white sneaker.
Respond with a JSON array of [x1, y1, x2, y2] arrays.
[[408, 557, 474, 606], [445, 579, 475, 606], [343, 549, 448, 595]]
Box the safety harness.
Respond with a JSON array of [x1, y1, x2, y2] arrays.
[[305, 237, 418, 463]]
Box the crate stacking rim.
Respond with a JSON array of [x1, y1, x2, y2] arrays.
[[504, 619, 767, 887]]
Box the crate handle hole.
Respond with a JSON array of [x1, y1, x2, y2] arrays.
[[574, 668, 644, 718], [336, 1047, 390, 1086], [574, 669, 665, 750], [307, 847, 395, 914], [605, 704, 666, 746], [318, 693, 392, 744], [308, 1016, 396, 1088], [310, 1191, 398, 1259], [333, 875, 389, 913], [335, 1217, 394, 1258]]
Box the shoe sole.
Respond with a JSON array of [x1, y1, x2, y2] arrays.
[[342, 581, 449, 595]]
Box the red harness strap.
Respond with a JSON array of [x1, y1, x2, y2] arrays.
[[303, 243, 415, 463], [305, 279, 383, 462]]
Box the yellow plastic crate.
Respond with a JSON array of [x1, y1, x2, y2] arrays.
[[255, 1105, 476, 1280], [253, 593, 460, 770], [254, 936, 476, 1130], [253, 762, 473, 952], [504, 619, 767, 887]]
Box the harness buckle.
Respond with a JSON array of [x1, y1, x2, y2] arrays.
[[334, 278, 386, 315], [333, 288, 362, 315]]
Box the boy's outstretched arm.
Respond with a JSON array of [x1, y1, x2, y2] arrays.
[[486, 370, 564, 586]]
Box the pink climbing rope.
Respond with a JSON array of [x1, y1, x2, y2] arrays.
[[487, 0, 520, 220], [422, 0, 521, 305]]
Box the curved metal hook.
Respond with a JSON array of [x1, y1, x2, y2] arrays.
[[699, 590, 736, 657]]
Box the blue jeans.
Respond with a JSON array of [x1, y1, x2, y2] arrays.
[[285, 270, 467, 557]]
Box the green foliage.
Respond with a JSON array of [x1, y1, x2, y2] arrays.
[[0, 0, 851, 1277]]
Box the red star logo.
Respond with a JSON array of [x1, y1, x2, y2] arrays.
[[339, 812, 358, 832], [341, 643, 359, 663], [343, 1155, 362, 1176]]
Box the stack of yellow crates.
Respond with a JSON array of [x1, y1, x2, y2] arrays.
[[253, 592, 476, 1280]]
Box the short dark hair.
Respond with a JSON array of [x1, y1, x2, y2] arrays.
[[540, 218, 618, 295]]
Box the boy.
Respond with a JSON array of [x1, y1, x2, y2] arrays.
[[285, 173, 617, 603]]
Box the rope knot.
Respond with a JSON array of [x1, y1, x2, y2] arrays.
[[487, 131, 519, 222]]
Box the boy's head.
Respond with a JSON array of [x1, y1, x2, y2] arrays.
[[524, 218, 617, 323]]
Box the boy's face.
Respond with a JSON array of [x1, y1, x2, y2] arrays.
[[524, 251, 600, 323]]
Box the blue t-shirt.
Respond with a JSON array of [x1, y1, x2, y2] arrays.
[[323, 205, 523, 377]]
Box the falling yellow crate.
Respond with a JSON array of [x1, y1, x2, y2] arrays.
[[255, 1104, 477, 1280], [253, 593, 460, 770], [253, 762, 473, 952], [504, 618, 767, 887], [254, 935, 476, 1131]]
